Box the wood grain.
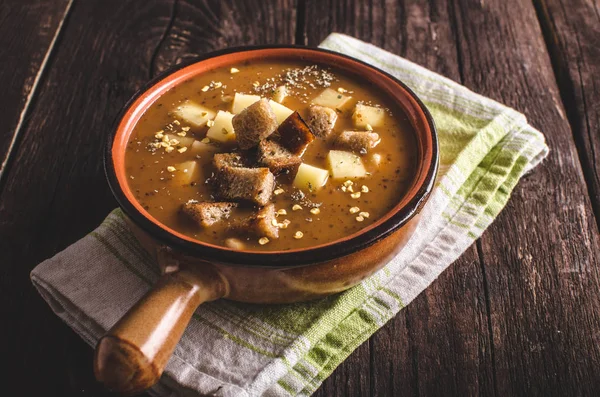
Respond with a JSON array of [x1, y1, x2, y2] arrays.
[[305, 0, 600, 396], [153, 0, 297, 74], [0, 0, 72, 181], [2, 0, 600, 395], [450, 0, 600, 395], [0, 0, 296, 395], [534, 0, 600, 227], [0, 1, 175, 395], [303, 1, 496, 396]]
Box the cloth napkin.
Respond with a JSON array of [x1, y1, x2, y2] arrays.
[[31, 33, 549, 397]]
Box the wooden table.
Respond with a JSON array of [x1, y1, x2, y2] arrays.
[[1, 0, 599, 395]]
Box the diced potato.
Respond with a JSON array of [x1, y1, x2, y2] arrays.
[[327, 150, 367, 179], [311, 88, 352, 110], [172, 100, 215, 127], [232, 93, 261, 113], [268, 100, 294, 125], [293, 163, 329, 191], [165, 134, 195, 147], [206, 110, 235, 143], [352, 104, 385, 128], [170, 161, 199, 186], [189, 140, 218, 156], [272, 85, 287, 103]]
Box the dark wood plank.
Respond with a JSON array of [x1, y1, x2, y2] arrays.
[[0, 0, 72, 180], [0, 0, 297, 395], [449, 0, 600, 395], [305, 0, 600, 396], [4, 1, 598, 397], [153, 0, 297, 74], [534, 0, 600, 227], [317, 342, 371, 397], [303, 1, 496, 396], [0, 1, 176, 395]]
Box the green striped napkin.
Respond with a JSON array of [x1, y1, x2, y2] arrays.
[[31, 33, 548, 397]]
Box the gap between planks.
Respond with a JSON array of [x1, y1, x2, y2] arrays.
[[149, 0, 178, 79], [0, 0, 76, 190], [296, 1, 500, 395], [295, 0, 307, 45], [531, 0, 600, 231], [435, 2, 499, 393]]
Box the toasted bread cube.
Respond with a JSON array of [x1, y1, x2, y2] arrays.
[[250, 203, 279, 239], [293, 163, 329, 191], [206, 110, 236, 143], [272, 85, 287, 103], [172, 100, 215, 127], [278, 112, 315, 156], [352, 104, 385, 128], [181, 201, 237, 228], [215, 164, 275, 206], [327, 150, 367, 179], [230, 203, 279, 239], [311, 88, 352, 109], [306, 105, 338, 138], [170, 160, 199, 185], [268, 100, 294, 125], [232, 93, 261, 113], [232, 99, 278, 149], [164, 134, 195, 147], [213, 153, 246, 169], [335, 130, 381, 153], [258, 139, 302, 174]]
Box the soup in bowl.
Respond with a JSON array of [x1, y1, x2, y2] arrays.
[[98, 46, 437, 395]]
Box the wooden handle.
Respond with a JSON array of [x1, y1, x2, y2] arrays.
[[93, 266, 228, 395]]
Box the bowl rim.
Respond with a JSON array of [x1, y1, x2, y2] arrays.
[[105, 45, 438, 268]]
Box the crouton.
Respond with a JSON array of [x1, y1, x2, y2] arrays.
[[215, 165, 275, 206], [306, 105, 338, 138], [213, 152, 274, 205], [231, 98, 278, 149], [213, 153, 246, 170], [181, 201, 237, 228], [231, 203, 279, 239], [257, 139, 302, 174], [277, 112, 315, 156], [335, 130, 381, 153]]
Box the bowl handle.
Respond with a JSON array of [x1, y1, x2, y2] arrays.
[[93, 262, 228, 395]]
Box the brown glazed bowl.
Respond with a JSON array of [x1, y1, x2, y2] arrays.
[[97, 46, 438, 395]]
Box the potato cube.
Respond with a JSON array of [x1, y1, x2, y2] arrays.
[[172, 100, 215, 127], [189, 140, 218, 156], [272, 85, 287, 103], [293, 163, 329, 191], [170, 161, 199, 186], [327, 150, 367, 179], [206, 110, 235, 143], [311, 88, 352, 110], [232, 93, 261, 113], [352, 104, 385, 128], [164, 133, 195, 147], [268, 100, 294, 125]]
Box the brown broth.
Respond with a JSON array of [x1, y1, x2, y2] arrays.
[[125, 60, 417, 251]]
